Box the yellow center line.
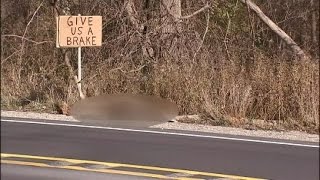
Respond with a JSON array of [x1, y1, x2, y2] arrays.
[[1, 160, 201, 180], [1, 153, 266, 180]]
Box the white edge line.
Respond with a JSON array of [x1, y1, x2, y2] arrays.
[[1, 119, 319, 148]]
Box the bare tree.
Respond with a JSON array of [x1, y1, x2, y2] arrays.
[[311, 0, 318, 45], [240, 0, 309, 60], [160, 0, 182, 34]]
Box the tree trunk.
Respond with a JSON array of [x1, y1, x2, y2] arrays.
[[160, 0, 182, 34], [240, 0, 309, 60], [311, 0, 317, 45], [124, 0, 155, 93], [159, 0, 182, 58], [124, 0, 143, 31]]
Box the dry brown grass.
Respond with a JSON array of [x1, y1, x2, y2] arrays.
[[1, 0, 319, 134], [1, 44, 318, 133]]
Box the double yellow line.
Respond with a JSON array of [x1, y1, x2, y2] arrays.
[[1, 153, 266, 180]]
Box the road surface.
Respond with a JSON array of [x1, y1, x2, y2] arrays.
[[1, 117, 319, 180], [2, 164, 150, 180]]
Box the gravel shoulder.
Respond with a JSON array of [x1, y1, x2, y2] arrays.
[[1, 110, 78, 122], [1, 110, 319, 143]]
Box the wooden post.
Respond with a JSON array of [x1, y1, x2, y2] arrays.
[[77, 14, 84, 99]]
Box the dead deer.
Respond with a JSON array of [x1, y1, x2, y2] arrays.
[[70, 94, 178, 124]]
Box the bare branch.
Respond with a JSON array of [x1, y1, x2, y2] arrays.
[[109, 66, 123, 75], [15, 0, 44, 82], [109, 65, 146, 75], [1, 49, 20, 65], [2, 34, 53, 45], [22, 0, 44, 41], [163, 1, 210, 20], [128, 65, 146, 73], [180, 3, 210, 19], [192, 11, 210, 62], [240, 0, 309, 60], [223, 12, 231, 60]]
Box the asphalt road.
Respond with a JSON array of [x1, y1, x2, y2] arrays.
[[1, 164, 149, 180], [1, 118, 319, 180]]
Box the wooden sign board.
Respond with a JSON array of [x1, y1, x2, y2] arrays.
[[56, 16, 102, 48]]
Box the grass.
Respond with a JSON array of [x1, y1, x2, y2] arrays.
[[1, 47, 319, 134]]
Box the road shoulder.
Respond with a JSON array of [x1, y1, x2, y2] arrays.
[[1, 110, 319, 143]]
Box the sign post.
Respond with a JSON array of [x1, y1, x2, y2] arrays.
[[77, 15, 82, 92], [56, 14, 102, 98]]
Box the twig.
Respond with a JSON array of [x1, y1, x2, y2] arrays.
[[128, 65, 146, 73], [109, 66, 123, 76], [180, 3, 210, 19], [192, 11, 210, 62], [16, 0, 44, 82], [108, 65, 146, 79], [2, 34, 53, 45], [21, 0, 44, 42], [223, 12, 231, 60], [163, 1, 210, 20], [1, 49, 20, 65]]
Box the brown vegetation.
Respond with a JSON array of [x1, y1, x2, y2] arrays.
[[1, 0, 319, 133]]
